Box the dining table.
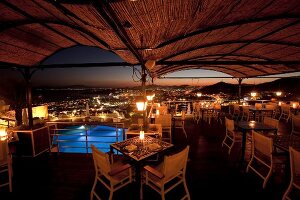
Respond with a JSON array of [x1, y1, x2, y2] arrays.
[[110, 136, 173, 200], [235, 121, 278, 163], [272, 134, 300, 152]]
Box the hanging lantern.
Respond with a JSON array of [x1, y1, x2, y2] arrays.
[[136, 96, 147, 111], [146, 92, 155, 101], [276, 91, 282, 96], [250, 91, 257, 97]]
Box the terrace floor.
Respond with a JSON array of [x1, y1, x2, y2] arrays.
[[1, 115, 298, 200]]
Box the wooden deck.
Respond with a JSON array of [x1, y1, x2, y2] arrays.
[[1, 116, 297, 200]]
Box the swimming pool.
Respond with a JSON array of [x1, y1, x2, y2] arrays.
[[52, 125, 125, 153]]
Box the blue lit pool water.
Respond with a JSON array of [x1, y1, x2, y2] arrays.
[[53, 125, 125, 153]]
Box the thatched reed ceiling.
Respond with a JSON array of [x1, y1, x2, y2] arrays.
[[0, 0, 300, 78]]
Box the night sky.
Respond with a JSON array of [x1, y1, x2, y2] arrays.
[[1, 46, 299, 88]]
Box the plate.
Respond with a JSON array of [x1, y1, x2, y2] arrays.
[[146, 143, 162, 151], [124, 144, 137, 152]]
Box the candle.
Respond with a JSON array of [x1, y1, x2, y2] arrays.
[[139, 131, 144, 140], [249, 121, 255, 128]]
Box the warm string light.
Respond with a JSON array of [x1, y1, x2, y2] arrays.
[[196, 92, 202, 97]]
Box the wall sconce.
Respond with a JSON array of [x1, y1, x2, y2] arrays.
[[0, 127, 8, 141], [136, 96, 147, 111]]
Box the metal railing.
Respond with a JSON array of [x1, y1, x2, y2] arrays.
[[46, 121, 126, 153]]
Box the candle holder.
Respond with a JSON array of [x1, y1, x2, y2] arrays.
[[139, 130, 145, 147]]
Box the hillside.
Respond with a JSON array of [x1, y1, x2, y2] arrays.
[[196, 77, 300, 98]]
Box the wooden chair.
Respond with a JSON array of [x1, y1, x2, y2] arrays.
[[90, 145, 132, 200], [279, 104, 291, 122], [147, 123, 163, 139], [174, 111, 187, 138], [232, 104, 241, 121], [241, 106, 251, 121], [246, 131, 285, 189], [0, 138, 12, 192], [291, 115, 300, 137], [155, 114, 172, 143], [262, 117, 279, 135], [282, 147, 300, 200], [193, 103, 201, 124], [158, 106, 168, 115], [126, 124, 141, 139], [143, 146, 190, 200], [221, 117, 242, 155], [263, 104, 276, 118]]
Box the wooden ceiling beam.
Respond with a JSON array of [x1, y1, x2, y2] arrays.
[[157, 14, 300, 48], [158, 60, 300, 65], [160, 39, 300, 62], [216, 19, 300, 61], [92, 0, 144, 64], [155, 65, 247, 77], [2, 1, 79, 45]]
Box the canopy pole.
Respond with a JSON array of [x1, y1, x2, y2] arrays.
[[24, 68, 33, 128], [141, 65, 147, 128], [237, 78, 244, 104]]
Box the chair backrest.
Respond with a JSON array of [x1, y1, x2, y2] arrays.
[[281, 104, 290, 114], [265, 104, 275, 110], [291, 115, 300, 136], [195, 103, 201, 112], [233, 104, 240, 113], [225, 117, 234, 132], [127, 124, 141, 132], [158, 106, 168, 115], [155, 114, 172, 127], [162, 146, 189, 182], [242, 106, 249, 113], [214, 103, 221, 110], [263, 117, 279, 129], [147, 124, 162, 137], [91, 145, 111, 177], [289, 147, 300, 178], [181, 110, 186, 120], [252, 131, 273, 158], [255, 103, 262, 110], [137, 118, 144, 126]]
